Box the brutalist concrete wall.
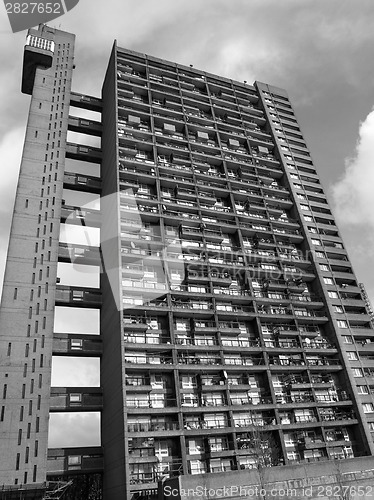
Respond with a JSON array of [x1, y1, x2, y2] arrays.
[[0, 26, 75, 487], [161, 456, 374, 499]]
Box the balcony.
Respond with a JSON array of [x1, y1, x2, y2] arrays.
[[213, 288, 252, 303], [222, 338, 260, 348], [180, 225, 203, 240], [171, 300, 214, 314], [302, 340, 335, 350], [121, 233, 163, 249], [315, 392, 349, 403], [123, 316, 148, 332], [175, 336, 218, 346], [279, 393, 315, 405], [258, 306, 293, 318], [320, 410, 356, 422], [297, 436, 325, 450], [198, 191, 217, 206], [216, 304, 255, 317], [218, 321, 242, 335], [283, 375, 311, 389], [183, 272, 209, 284], [224, 355, 264, 367], [124, 332, 170, 345], [269, 357, 305, 368], [174, 185, 196, 201], [191, 320, 218, 334], [171, 284, 210, 297], [119, 162, 156, 181], [124, 352, 173, 365], [178, 354, 221, 366], [123, 265, 145, 279], [293, 309, 328, 321], [184, 419, 229, 431], [127, 421, 179, 433], [120, 178, 140, 192], [126, 397, 177, 409], [265, 339, 299, 349], [306, 357, 341, 368]]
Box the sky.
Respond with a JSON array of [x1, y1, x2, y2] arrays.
[[1, 0, 374, 446]]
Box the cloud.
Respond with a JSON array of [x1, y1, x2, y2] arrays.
[[48, 412, 101, 448], [54, 306, 100, 334], [331, 108, 374, 227], [51, 357, 100, 386]]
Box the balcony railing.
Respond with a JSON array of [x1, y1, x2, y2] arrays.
[[124, 334, 170, 345], [315, 393, 349, 403], [178, 355, 221, 365], [171, 300, 214, 311], [127, 422, 179, 432], [224, 357, 264, 366], [126, 398, 177, 409], [124, 354, 173, 365], [320, 410, 356, 421], [221, 338, 260, 348]]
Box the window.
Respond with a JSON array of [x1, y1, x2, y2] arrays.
[[312, 239, 321, 246], [197, 131, 209, 141], [188, 438, 204, 455], [334, 306, 344, 314], [189, 460, 207, 475], [320, 264, 329, 271], [363, 403, 374, 414], [353, 368, 363, 377], [68, 455, 81, 466], [69, 393, 82, 404], [315, 251, 325, 258], [357, 386, 369, 395], [324, 277, 333, 285], [70, 339, 83, 350], [328, 291, 338, 299], [347, 352, 358, 361], [342, 335, 353, 344], [337, 320, 348, 329]]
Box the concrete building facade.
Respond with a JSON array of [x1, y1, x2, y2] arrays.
[[1, 25, 374, 499]]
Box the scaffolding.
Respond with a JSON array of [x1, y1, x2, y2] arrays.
[[0, 481, 72, 500]]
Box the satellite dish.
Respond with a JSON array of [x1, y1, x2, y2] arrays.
[[305, 338, 311, 344]]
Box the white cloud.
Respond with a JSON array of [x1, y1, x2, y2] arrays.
[[331, 108, 374, 227], [48, 412, 101, 448], [51, 357, 100, 386], [54, 306, 100, 334]]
